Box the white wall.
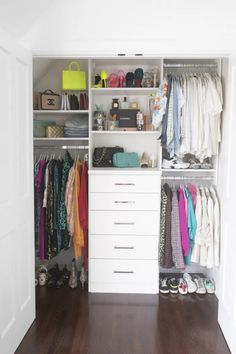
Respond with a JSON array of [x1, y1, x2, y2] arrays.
[[21, 0, 236, 55]]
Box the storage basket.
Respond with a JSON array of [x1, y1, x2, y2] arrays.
[[46, 125, 64, 138], [33, 120, 54, 137]]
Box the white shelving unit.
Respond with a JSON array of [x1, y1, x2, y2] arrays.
[[33, 110, 89, 114]]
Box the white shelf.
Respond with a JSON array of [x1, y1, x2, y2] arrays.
[[91, 130, 160, 135], [34, 137, 89, 141], [89, 168, 161, 175], [33, 110, 89, 114], [90, 88, 157, 96], [161, 168, 216, 173]]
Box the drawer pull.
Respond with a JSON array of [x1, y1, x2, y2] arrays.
[[114, 246, 134, 250], [113, 270, 134, 274], [114, 222, 135, 225], [114, 201, 135, 204], [114, 183, 135, 186]]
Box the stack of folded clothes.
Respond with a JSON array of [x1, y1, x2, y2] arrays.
[[64, 116, 88, 138]]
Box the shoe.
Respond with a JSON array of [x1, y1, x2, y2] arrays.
[[69, 258, 78, 289], [140, 152, 149, 168], [162, 157, 190, 169], [159, 277, 169, 294], [80, 266, 87, 289], [168, 278, 178, 294], [56, 265, 70, 288], [183, 273, 197, 293], [47, 264, 60, 287], [178, 278, 188, 295], [201, 158, 213, 169], [193, 275, 206, 294], [38, 265, 48, 286], [204, 278, 215, 294]]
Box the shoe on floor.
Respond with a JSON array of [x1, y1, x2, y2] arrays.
[[178, 278, 188, 295], [183, 273, 197, 293], [168, 278, 178, 294], [159, 277, 169, 294], [162, 157, 190, 169], [193, 275, 206, 294], [204, 278, 215, 294]]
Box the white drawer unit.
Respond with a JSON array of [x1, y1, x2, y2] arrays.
[[89, 171, 161, 294], [89, 174, 161, 193], [89, 259, 158, 294], [89, 235, 158, 260], [89, 210, 160, 235], [89, 192, 160, 211]]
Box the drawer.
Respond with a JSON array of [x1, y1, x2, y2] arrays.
[[89, 259, 158, 294], [89, 174, 160, 193], [89, 235, 158, 260], [89, 210, 160, 235], [89, 193, 160, 211]]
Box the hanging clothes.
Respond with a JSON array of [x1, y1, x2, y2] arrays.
[[171, 189, 185, 269], [73, 159, 84, 259], [159, 186, 168, 266], [79, 162, 88, 271]]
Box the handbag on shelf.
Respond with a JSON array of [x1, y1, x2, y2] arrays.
[[62, 62, 87, 90], [93, 146, 124, 167], [113, 152, 140, 168], [46, 125, 64, 138], [41, 89, 61, 110]]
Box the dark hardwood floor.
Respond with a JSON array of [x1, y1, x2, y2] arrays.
[[15, 287, 230, 354]]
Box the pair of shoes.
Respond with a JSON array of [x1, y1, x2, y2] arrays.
[[204, 278, 215, 294], [183, 273, 197, 293], [178, 278, 188, 295], [56, 265, 70, 288], [162, 157, 190, 169], [38, 265, 48, 286], [47, 264, 60, 287], [193, 275, 206, 294], [159, 277, 178, 294]]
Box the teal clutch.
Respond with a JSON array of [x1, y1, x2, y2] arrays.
[[113, 152, 140, 168]]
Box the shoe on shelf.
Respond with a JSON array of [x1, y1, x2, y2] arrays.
[[204, 278, 215, 294], [183, 273, 197, 293], [140, 152, 149, 168], [193, 275, 206, 294], [201, 157, 213, 169], [159, 277, 169, 294], [162, 157, 190, 169], [178, 278, 188, 295], [168, 278, 179, 294]]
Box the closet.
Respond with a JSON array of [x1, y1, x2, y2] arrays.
[[2, 34, 236, 352], [32, 56, 223, 295]]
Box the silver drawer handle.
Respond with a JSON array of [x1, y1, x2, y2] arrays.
[[114, 222, 135, 225], [114, 183, 135, 186], [114, 201, 135, 204], [114, 246, 134, 250], [113, 270, 134, 274]]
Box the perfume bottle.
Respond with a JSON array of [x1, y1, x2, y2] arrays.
[[121, 97, 129, 109], [112, 98, 119, 109]]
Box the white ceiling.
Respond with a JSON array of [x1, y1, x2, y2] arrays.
[[0, 0, 56, 38]]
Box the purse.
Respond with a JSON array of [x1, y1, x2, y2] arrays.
[[62, 62, 87, 90], [113, 152, 140, 168], [41, 89, 61, 110], [46, 126, 64, 138], [93, 146, 124, 167]]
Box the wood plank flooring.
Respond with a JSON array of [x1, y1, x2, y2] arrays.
[[15, 287, 230, 354]]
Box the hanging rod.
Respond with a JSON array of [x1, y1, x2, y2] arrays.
[[34, 145, 89, 150], [161, 176, 214, 180], [163, 63, 217, 68]]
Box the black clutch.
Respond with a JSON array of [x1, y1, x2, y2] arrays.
[[93, 146, 124, 167]]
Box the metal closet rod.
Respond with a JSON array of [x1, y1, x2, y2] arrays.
[[163, 63, 217, 68], [162, 176, 214, 180], [34, 145, 89, 150]]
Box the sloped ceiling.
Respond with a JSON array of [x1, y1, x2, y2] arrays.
[[0, 0, 57, 39]]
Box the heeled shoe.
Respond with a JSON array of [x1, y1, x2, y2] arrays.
[[79, 266, 87, 289], [69, 258, 78, 289]]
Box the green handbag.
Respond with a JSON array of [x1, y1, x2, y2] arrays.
[[113, 152, 140, 168], [62, 62, 87, 91]]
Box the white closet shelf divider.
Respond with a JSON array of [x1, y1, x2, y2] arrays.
[[33, 137, 89, 141], [33, 110, 89, 114], [90, 87, 157, 96]]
